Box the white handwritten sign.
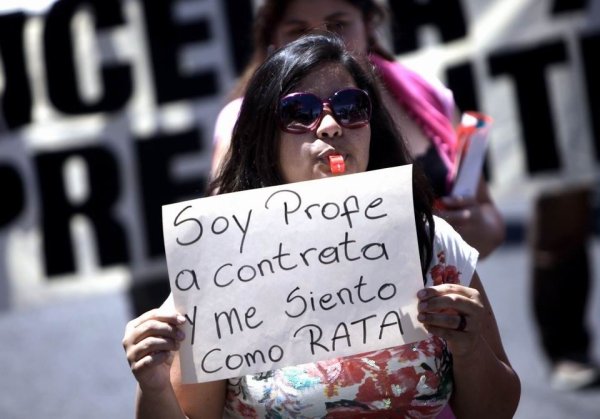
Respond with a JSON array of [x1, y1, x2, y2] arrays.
[[162, 165, 428, 383]]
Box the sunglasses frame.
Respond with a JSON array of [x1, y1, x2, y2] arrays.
[[277, 88, 372, 134]]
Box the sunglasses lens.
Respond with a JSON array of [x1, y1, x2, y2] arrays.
[[279, 94, 322, 133], [279, 89, 371, 133], [331, 89, 371, 127]]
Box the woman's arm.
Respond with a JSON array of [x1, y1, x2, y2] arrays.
[[170, 352, 227, 419], [123, 300, 227, 418], [134, 353, 227, 419], [135, 380, 188, 419], [418, 272, 520, 418], [437, 176, 506, 259], [123, 308, 189, 418]]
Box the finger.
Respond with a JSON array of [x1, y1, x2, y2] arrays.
[[123, 320, 185, 351], [131, 319, 186, 345], [128, 308, 187, 329], [127, 336, 180, 364], [418, 311, 467, 331], [421, 324, 466, 340], [130, 351, 171, 374], [418, 293, 481, 315], [418, 284, 477, 301], [123, 310, 186, 345]]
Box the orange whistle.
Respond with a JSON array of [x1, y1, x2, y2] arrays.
[[329, 154, 345, 174]]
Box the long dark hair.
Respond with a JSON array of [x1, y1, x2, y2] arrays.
[[208, 33, 434, 276], [229, 0, 394, 100]]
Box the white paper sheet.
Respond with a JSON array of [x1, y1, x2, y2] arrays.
[[162, 165, 428, 383]]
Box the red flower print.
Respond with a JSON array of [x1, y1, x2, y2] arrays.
[[233, 400, 258, 418], [355, 376, 383, 402], [442, 265, 460, 284], [430, 251, 461, 285], [337, 359, 368, 387], [392, 343, 422, 363], [387, 367, 420, 405], [415, 337, 440, 358], [423, 370, 440, 389]]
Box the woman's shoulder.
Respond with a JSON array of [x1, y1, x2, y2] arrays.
[[216, 97, 243, 123], [429, 216, 479, 287], [213, 97, 244, 144], [219, 97, 243, 114], [432, 215, 462, 241]]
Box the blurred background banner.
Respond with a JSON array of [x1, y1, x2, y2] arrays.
[[0, 0, 598, 312]]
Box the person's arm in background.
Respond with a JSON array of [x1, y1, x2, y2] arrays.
[[436, 107, 506, 259], [418, 272, 520, 417], [437, 177, 506, 259]]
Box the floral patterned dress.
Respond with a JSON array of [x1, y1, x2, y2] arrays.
[[224, 217, 478, 418]]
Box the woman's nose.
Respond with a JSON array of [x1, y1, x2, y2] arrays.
[[316, 110, 342, 139]]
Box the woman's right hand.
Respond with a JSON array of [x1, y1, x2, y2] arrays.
[[122, 309, 187, 393]]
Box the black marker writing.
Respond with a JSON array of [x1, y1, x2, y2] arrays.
[[293, 311, 403, 354], [172, 207, 253, 253], [174, 205, 202, 246], [213, 306, 263, 339], [185, 305, 197, 345], [264, 189, 387, 228], [212, 234, 388, 289], [175, 269, 199, 291], [200, 344, 285, 374]]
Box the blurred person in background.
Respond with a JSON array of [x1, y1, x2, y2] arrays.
[[211, 0, 506, 260], [530, 186, 600, 391]]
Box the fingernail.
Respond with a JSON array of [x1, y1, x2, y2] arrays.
[[177, 315, 186, 324], [417, 289, 427, 299], [176, 330, 185, 340], [418, 301, 427, 310], [417, 313, 425, 321]]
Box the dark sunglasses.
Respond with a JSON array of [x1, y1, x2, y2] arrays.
[[278, 88, 372, 134]]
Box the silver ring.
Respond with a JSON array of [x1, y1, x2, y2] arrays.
[[456, 314, 467, 332]]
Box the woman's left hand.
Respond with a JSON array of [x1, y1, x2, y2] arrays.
[[417, 284, 485, 357]]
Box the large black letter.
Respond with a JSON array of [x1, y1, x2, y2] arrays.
[[0, 13, 32, 130], [446, 61, 479, 112], [388, 0, 467, 54], [0, 164, 25, 228], [43, 0, 132, 114], [141, 0, 217, 103], [35, 146, 128, 275], [488, 40, 568, 173], [580, 32, 600, 163], [222, 0, 253, 75], [551, 0, 587, 14], [136, 129, 206, 257]]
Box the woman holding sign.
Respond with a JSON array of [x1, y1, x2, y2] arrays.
[[210, 0, 506, 259], [122, 33, 519, 418]]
